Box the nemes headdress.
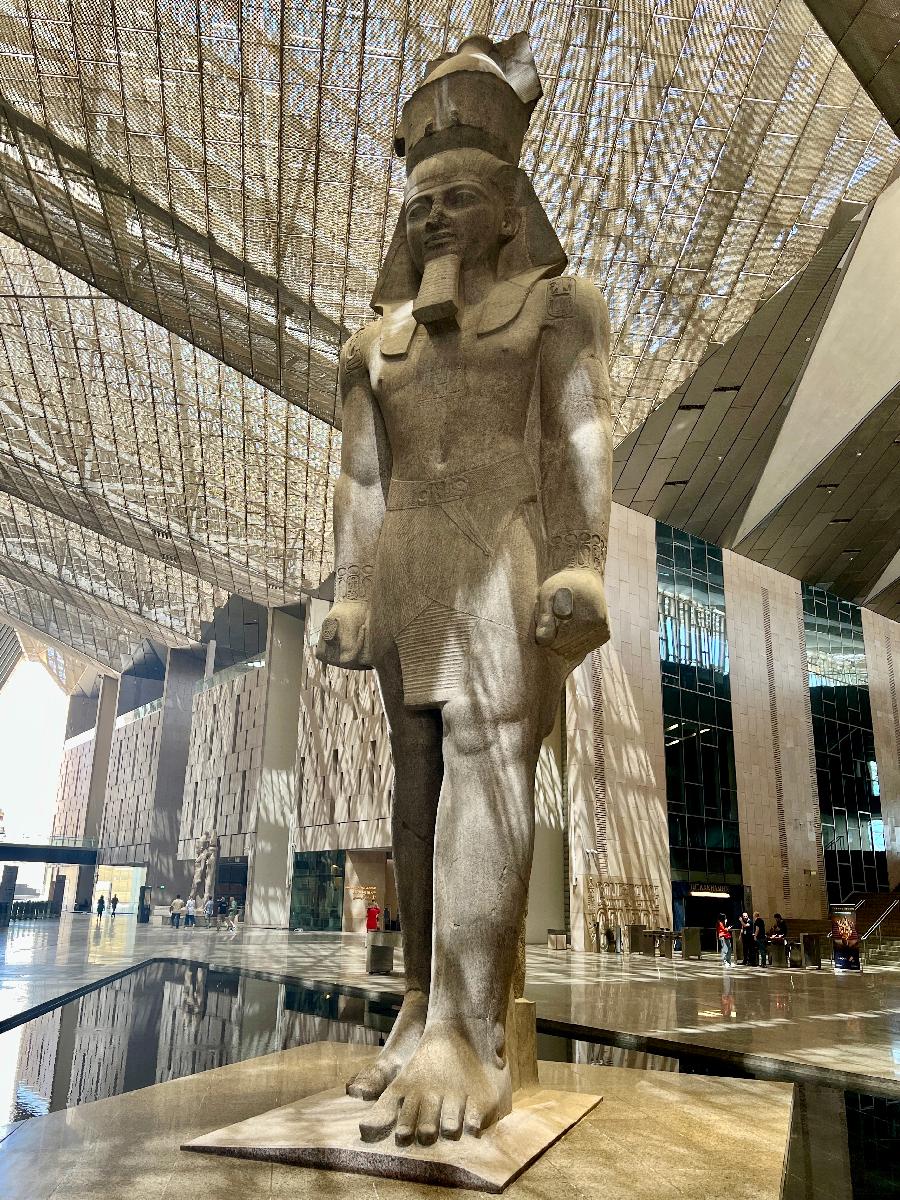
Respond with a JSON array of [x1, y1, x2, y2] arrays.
[[371, 32, 567, 321]]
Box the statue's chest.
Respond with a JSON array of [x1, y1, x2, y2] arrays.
[[372, 318, 541, 412]]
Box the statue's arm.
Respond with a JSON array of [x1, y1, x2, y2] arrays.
[[535, 280, 613, 660], [316, 330, 389, 670]]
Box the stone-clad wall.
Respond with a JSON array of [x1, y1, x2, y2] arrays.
[[723, 551, 825, 919], [567, 504, 671, 947], [177, 665, 266, 860], [861, 607, 900, 888], [294, 644, 392, 851], [99, 708, 161, 864], [51, 733, 95, 840]]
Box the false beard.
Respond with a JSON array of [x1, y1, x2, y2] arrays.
[[412, 251, 461, 327]]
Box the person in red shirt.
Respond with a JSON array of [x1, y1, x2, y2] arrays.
[[717, 913, 733, 966], [365, 903, 381, 932]]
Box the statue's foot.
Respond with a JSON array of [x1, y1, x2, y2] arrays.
[[359, 1017, 512, 1146], [346, 989, 428, 1100]]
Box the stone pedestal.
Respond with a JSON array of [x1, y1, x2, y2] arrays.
[[183, 1082, 601, 1193]]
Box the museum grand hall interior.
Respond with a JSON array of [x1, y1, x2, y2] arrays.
[[0, 1, 898, 1197]]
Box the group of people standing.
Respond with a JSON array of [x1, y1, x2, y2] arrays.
[[717, 911, 789, 966], [168, 893, 239, 930]]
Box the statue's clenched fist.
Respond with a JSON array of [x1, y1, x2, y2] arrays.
[[534, 568, 610, 660], [315, 600, 372, 670]]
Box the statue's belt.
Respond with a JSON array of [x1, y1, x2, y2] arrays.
[[386, 455, 537, 511]]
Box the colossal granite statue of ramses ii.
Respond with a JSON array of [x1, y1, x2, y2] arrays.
[[317, 32, 612, 1147]]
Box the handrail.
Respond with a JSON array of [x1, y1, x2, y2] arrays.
[[860, 895, 900, 941]]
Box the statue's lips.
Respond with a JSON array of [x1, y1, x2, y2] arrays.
[[423, 229, 454, 249]]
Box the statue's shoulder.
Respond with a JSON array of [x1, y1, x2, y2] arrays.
[[534, 275, 610, 357], [537, 274, 609, 324], [339, 319, 382, 382]]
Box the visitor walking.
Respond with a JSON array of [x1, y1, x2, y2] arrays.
[[227, 897, 239, 930], [169, 894, 184, 928], [739, 911, 754, 965], [110, 894, 119, 918], [184, 895, 196, 928], [753, 910, 767, 966], [203, 896, 214, 928], [95, 894, 105, 922], [216, 895, 228, 929], [366, 902, 382, 933], [716, 913, 733, 966]]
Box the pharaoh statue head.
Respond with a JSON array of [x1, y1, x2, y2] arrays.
[[371, 33, 567, 327]]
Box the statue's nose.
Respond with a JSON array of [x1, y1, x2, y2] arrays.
[[426, 199, 447, 226]]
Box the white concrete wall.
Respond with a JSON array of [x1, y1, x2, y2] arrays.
[[246, 609, 305, 928]]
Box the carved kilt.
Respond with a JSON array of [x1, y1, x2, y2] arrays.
[[369, 453, 544, 708]]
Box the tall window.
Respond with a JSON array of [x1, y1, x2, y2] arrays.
[[656, 524, 741, 889], [802, 585, 888, 903]]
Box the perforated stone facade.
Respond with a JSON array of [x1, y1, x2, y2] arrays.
[[178, 665, 266, 861], [99, 709, 161, 864], [52, 734, 95, 841], [294, 644, 392, 851]]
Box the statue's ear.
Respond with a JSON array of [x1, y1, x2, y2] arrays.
[[371, 203, 419, 314], [497, 168, 567, 280], [500, 206, 521, 242]]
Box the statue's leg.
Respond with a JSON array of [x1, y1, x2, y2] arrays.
[[346, 646, 443, 1100], [359, 637, 563, 1145]]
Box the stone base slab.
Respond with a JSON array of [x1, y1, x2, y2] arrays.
[[183, 1083, 602, 1193]]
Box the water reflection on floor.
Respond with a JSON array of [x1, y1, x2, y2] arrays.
[[1, 960, 897, 1199]]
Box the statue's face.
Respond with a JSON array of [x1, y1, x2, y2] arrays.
[[405, 151, 514, 272]]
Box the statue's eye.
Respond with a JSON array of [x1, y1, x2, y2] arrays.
[[448, 188, 480, 207], [406, 199, 430, 222]]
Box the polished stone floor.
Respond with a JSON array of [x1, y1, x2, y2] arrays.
[[0, 1041, 794, 1200], [2, 915, 899, 1094]]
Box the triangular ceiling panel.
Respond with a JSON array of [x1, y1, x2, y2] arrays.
[[736, 173, 900, 543]]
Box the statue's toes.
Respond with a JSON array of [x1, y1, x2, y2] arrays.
[[464, 1096, 497, 1138], [359, 1090, 400, 1144], [394, 1095, 420, 1146], [415, 1093, 442, 1146], [347, 1061, 392, 1101], [440, 1094, 466, 1141]]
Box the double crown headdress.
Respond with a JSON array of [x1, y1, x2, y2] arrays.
[[371, 33, 567, 316]]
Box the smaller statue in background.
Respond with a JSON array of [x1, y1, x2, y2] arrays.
[[192, 831, 219, 902]]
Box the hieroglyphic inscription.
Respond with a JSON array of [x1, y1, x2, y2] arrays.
[[549, 529, 607, 574], [335, 564, 373, 602], [582, 874, 660, 950], [546, 277, 575, 318]]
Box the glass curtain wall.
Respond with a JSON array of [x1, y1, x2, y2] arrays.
[[802, 585, 888, 904], [289, 850, 346, 931], [656, 524, 742, 932]]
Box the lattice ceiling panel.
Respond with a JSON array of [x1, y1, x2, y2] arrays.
[[0, 489, 218, 641], [0, 571, 158, 668], [15, 621, 97, 692], [0, 0, 896, 441], [0, 236, 339, 607]]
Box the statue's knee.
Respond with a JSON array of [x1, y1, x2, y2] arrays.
[[443, 699, 501, 756]]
